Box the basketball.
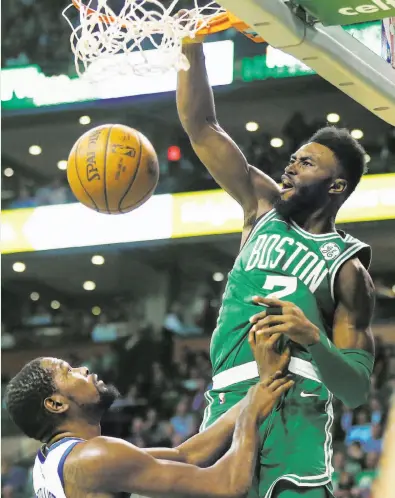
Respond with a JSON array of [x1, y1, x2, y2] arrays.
[[67, 124, 159, 214]]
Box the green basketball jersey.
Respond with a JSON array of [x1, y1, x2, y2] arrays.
[[210, 208, 371, 376]]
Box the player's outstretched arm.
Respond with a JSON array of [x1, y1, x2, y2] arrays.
[[147, 402, 239, 466], [64, 375, 293, 497], [148, 331, 291, 467], [177, 42, 280, 232]]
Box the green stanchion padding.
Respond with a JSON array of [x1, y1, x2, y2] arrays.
[[296, 0, 395, 26]]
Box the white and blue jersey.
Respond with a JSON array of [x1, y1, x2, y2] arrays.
[[33, 437, 83, 498]]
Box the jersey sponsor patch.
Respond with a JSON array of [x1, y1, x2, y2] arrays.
[[219, 393, 226, 404], [319, 242, 341, 261]]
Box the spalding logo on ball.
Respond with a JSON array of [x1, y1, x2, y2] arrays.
[[67, 124, 159, 214]]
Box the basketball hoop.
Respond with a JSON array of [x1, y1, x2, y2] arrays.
[[62, 0, 262, 79]]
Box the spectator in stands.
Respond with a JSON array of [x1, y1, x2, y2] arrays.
[[191, 378, 208, 413], [332, 451, 346, 493], [363, 423, 383, 454], [22, 304, 52, 327], [335, 471, 356, 498], [345, 409, 372, 446], [143, 408, 173, 447], [170, 397, 196, 440], [35, 177, 70, 206], [181, 366, 204, 391], [127, 416, 147, 448], [9, 186, 37, 209], [369, 397, 382, 424], [354, 451, 379, 496], [164, 302, 202, 336], [373, 337, 389, 388], [1, 458, 28, 498], [345, 442, 365, 474]]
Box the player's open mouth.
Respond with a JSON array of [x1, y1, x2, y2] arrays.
[[281, 176, 294, 193]]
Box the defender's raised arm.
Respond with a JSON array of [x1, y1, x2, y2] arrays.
[[63, 374, 293, 497]]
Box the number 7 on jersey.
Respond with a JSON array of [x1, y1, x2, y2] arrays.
[[262, 276, 297, 301]]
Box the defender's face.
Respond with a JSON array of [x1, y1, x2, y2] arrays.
[[281, 142, 340, 201], [41, 358, 116, 412]]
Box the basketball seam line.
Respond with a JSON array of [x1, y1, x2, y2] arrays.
[[103, 125, 113, 214], [74, 137, 99, 212], [119, 182, 157, 213], [117, 130, 143, 211]]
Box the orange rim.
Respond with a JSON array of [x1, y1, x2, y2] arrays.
[[72, 0, 118, 24], [70, 1, 264, 42], [72, 0, 235, 31], [196, 12, 234, 35]]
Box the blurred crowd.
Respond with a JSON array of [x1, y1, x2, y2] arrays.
[[243, 114, 395, 182], [3, 118, 395, 211], [2, 331, 395, 498], [2, 0, 72, 74], [1, 283, 220, 351]]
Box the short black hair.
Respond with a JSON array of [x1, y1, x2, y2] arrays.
[[308, 127, 367, 198], [4, 358, 58, 441]]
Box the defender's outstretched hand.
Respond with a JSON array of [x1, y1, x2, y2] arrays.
[[249, 326, 291, 380], [246, 372, 294, 422]]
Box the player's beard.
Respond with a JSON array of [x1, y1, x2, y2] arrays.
[[275, 182, 329, 222], [76, 383, 120, 419], [96, 383, 120, 412]]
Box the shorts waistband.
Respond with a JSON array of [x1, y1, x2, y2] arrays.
[[212, 356, 321, 390]]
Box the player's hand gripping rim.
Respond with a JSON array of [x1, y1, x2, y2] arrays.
[[175, 9, 207, 44]]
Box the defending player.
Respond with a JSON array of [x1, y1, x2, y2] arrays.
[[177, 39, 375, 498], [4, 332, 292, 498]]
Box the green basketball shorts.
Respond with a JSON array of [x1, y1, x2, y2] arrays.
[[200, 357, 335, 498]]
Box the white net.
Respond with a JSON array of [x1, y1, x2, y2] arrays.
[[62, 0, 225, 79]]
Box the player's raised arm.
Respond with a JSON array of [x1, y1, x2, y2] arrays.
[[177, 41, 280, 229], [148, 332, 291, 467], [64, 375, 293, 497]]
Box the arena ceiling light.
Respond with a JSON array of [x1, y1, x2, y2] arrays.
[[270, 138, 284, 148], [92, 306, 101, 316], [13, 262, 26, 272], [213, 272, 224, 282], [246, 122, 259, 132], [327, 113, 340, 123], [57, 160, 68, 171], [351, 129, 364, 140], [51, 300, 61, 310], [83, 280, 96, 291], [91, 255, 105, 265], [79, 115, 91, 125], [4, 168, 14, 177], [30, 292, 40, 301], [29, 145, 42, 155]]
